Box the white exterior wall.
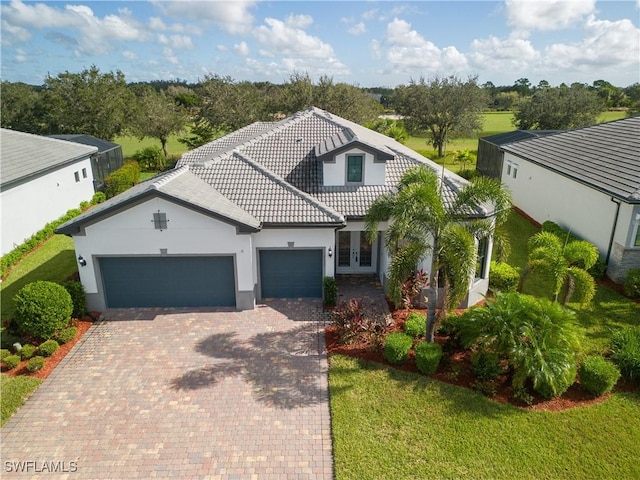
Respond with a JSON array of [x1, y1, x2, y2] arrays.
[[72, 197, 254, 309], [1, 157, 94, 254], [252, 227, 336, 284], [502, 153, 620, 256], [323, 148, 385, 186]]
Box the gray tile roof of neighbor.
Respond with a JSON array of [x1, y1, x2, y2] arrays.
[[56, 167, 261, 235], [502, 116, 640, 203], [48, 134, 121, 153], [481, 130, 561, 146], [1, 128, 98, 188]]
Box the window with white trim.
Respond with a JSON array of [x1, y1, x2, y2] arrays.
[[633, 212, 640, 247], [346, 155, 364, 184]]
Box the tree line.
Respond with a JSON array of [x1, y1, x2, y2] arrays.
[[2, 66, 638, 160]]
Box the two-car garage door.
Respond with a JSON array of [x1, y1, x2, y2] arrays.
[[100, 256, 236, 308]]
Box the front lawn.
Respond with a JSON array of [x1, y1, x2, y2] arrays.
[[1, 374, 41, 426], [329, 355, 640, 480]]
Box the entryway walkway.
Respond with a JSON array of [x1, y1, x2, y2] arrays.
[[335, 274, 391, 320], [1, 302, 333, 479]]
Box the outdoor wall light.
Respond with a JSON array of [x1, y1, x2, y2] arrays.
[[328, 247, 333, 257], [78, 255, 87, 267]]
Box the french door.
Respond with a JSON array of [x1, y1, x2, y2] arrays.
[[336, 231, 377, 274]]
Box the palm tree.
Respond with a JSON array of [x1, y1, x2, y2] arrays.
[[365, 166, 512, 342], [521, 231, 599, 305]]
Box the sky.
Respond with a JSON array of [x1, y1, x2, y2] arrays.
[[1, 0, 639, 88]]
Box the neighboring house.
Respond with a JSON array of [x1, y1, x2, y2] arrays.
[[56, 107, 494, 311], [0, 128, 97, 255], [500, 116, 640, 282], [49, 134, 124, 191], [476, 130, 560, 179]]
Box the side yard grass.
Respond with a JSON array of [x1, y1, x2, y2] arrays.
[[1, 375, 41, 427]]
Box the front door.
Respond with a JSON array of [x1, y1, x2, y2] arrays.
[[336, 231, 377, 274]]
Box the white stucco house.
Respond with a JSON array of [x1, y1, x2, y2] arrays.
[[1, 128, 98, 255], [57, 107, 495, 311], [500, 115, 640, 282]]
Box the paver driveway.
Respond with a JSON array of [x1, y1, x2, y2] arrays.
[[1, 301, 333, 479]]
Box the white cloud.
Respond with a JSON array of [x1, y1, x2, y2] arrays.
[[362, 9, 378, 21], [468, 35, 540, 72], [151, 0, 256, 35], [382, 18, 468, 73], [158, 34, 194, 50], [348, 22, 366, 36], [217, 45, 228, 52], [122, 50, 137, 60], [15, 48, 26, 63], [234, 41, 249, 56], [285, 14, 313, 29], [0, 19, 31, 44], [163, 46, 179, 65], [505, 0, 595, 34], [254, 16, 334, 59]]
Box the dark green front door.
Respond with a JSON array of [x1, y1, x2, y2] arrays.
[[100, 256, 236, 308], [259, 250, 323, 298]]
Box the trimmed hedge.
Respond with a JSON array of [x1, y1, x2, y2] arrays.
[[0, 349, 10, 361], [383, 333, 413, 365], [14, 281, 73, 340], [623, 268, 640, 299], [415, 341, 443, 375], [54, 327, 77, 345], [404, 312, 426, 338], [579, 356, 621, 396], [610, 327, 640, 382], [26, 356, 45, 372], [323, 277, 337, 308], [104, 161, 141, 199], [19, 344, 37, 360], [38, 340, 59, 357], [3, 355, 20, 370], [61, 281, 87, 318], [489, 261, 520, 293]]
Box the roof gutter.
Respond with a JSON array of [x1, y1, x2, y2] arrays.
[[606, 197, 622, 265]]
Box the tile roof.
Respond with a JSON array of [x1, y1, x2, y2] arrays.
[[56, 167, 261, 235], [177, 107, 480, 221], [1, 128, 98, 188], [502, 116, 640, 203], [48, 134, 121, 153], [481, 130, 561, 146]]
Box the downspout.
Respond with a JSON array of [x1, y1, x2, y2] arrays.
[[606, 197, 622, 265]]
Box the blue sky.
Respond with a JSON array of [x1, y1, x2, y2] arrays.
[[1, 0, 639, 87]]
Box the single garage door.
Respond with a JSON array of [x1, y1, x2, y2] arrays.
[[259, 249, 323, 298], [100, 256, 235, 308]]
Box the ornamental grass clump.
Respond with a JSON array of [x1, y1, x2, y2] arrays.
[[383, 333, 413, 365], [579, 356, 621, 396], [414, 341, 443, 374]]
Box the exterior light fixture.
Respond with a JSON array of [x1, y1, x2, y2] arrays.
[[328, 247, 333, 257], [78, 255, 87, 267]]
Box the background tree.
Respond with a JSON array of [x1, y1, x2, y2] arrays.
[[131, 88, 190, 160], [42, 65, 134, 139], [392, 75, 487, 157], [513, 84, 604, 130], [0, 82, 45, 133], [365, 166, 512, 342]]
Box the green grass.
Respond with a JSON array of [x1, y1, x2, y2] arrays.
[[0, 235, 77, 320], [329, 355, 640, 480], [114, 133, 188, 160], [1, 374, 41, 426]]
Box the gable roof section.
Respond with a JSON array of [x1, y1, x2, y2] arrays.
[[315, 128, 394, 162], [56, 166, 261, 235], [1, 128, 98, 189], [502, 116, 640, 203], [48, 134, 121, 154]]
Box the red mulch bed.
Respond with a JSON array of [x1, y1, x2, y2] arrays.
[[325, 308, 638, 412], [2, 314, 97, 380]]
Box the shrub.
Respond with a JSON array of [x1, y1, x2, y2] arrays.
[[323, 277, 337, 308], [0, 349, 10, 360], [471, 350, 504, 380], [383, 333, 413, 365], [91, 191, 106, 204], [415, 341, 443, 374], [54, 327, 77, 345], [457, 169, 482, 181], [579, 356, 621, 396], [14, 281, 73, 340], [610, 327, 640, 382], [489, 261, 520, 293], [19, 344, 37, 360], [404, 312, 426, 338], [532, 363, 577, 399], [61, 281, 87, 318], [104, 161, 141, 198], [331, 299, 388, 347], [623, 268, 640, 299], [3, 354, 20, 370], [132, 146, 164, 171], [26, 356, 45, 372], [588, 258, 607, 280], [38, 340, 59, 357]]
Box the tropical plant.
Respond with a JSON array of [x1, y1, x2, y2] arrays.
[[452, 149, 475, 171], [522, 231, 598, 305], [610, 327, 640, 382], [455, 293, 582, 398], [365, 166, 512, 341]]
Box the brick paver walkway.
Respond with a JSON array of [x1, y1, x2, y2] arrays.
[[1, 301, 333, 479]]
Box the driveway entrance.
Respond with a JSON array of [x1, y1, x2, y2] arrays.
[[1, 301, 333, 479]]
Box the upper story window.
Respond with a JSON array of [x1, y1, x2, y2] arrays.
[[346, 155, 363, 184], [505, 160, 519, 179], [74, 171, 80, 182], [82, 168, 87, 179]]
